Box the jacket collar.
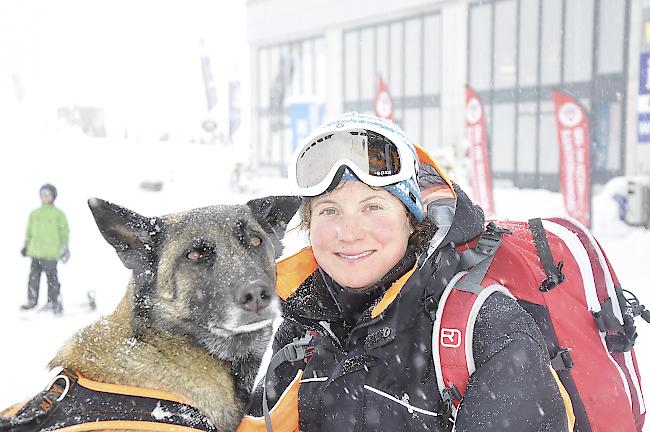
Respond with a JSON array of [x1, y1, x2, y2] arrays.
[[276, 247, 417, 324]]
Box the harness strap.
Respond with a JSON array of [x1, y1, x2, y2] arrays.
[[0, 370, 73, 432], [1, 369, 216, 432], [528, 218, 566, 292], [262, 332, 315, 432]]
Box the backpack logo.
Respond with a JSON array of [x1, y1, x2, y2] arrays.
[[440, 328, 462, 348]]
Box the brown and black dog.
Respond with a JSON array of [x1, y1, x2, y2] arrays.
[[1, 195, 300, 432]]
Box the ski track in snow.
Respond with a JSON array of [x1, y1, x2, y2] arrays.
[[0, 134, 648, 429]]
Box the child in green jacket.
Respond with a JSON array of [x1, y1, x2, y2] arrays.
[[20, 184, 70, 314]]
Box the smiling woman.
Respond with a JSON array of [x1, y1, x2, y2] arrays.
[[237, 112, 572, 432]]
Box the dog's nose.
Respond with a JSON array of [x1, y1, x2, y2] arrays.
[[238, 284, 273, 312]]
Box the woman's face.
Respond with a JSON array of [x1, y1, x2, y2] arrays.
[[309, 181, 412, 290]]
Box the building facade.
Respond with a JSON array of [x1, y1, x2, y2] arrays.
[[247, 0, 650, 188]]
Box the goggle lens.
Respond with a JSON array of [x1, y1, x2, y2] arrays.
[[295, 129, 402, 189]]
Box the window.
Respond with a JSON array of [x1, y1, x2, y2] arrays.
[[344, 31, 360, 102], [593, 101, 622, 171], [423, 14, 441, 95], [259, 115, 270, 158], [402, 108, 422, 146], [301, 39, 314, 96], [540, 0, 561, 85], [517, 102, 537, 173], [315, 38, 326, 98], [538, 102, 559, 176], [469, 4, 492, 90], [422, 107, 440, 149], [343, 13, 441, 143], [598, 0, 625, 74], [605, 102, 622, 171], [256, 36, 325, 169], [376, 25, 390, 85], [259, 49, 270, 109], [494, 0, 517, 89], [492, 103, 516, 173], [289, 43, 302, 97], [360, 27, 375, 100], [404, 18, 422, 97], [564, 0, 594, 82], [518, 0, 539, 87], [466, 0, 628, 187], [390, 21, 404, 98]]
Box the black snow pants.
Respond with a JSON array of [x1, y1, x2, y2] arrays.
[[27, 258, 60, 305]]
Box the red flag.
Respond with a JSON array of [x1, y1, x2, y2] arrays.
[[552, 90, 591, 227], [375, 76, 393, 120], [465, 85, 495, 215]]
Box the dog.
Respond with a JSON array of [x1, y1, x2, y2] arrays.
[[0, 195, 300, 432]]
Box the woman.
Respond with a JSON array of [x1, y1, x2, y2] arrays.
[[238, 113, 571, 431]]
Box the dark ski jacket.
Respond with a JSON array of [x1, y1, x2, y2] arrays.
[[238, 184, 571, 432]]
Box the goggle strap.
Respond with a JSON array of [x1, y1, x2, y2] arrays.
[[326, 166, 350, 193]]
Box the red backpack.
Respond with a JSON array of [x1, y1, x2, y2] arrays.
[[434, 217, 647, 432]]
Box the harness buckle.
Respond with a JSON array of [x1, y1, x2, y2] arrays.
[[283, 332, 316, 363], [46, 373, 71, 402], [282, 343, 307, 363]]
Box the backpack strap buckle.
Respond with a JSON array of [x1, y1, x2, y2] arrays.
[[539, 261, 566, 292], [475, 222, 511, 256], [458, 222, 510, 272], [550, 347, 574, 371], [440, 385, 461, 427], [528, 218, 566, 292]]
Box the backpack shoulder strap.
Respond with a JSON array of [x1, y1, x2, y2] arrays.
[[432, 222, 513, 420], [432, 270, 513, 418]]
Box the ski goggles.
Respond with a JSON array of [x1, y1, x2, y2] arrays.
[[289, 128, 419, 197]]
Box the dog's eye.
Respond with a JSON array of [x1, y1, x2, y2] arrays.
[[187, 250, 202, 260], [249, 235, 262, 247]]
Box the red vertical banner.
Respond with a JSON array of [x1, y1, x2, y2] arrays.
[[552, 90, 591, 227], [465, 85, 495, 215], [375, 75, 393, 120]]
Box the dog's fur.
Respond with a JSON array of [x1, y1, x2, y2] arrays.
[[41, 195, 300, 431]]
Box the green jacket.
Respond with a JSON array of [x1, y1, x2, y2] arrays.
[[25, 204, 69, 260]]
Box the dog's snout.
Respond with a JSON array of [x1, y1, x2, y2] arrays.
[[238, 284, 274, 312]]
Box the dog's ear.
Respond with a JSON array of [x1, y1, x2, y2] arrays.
[[88, 198, 161, 270], [247, 195, 300, 250]]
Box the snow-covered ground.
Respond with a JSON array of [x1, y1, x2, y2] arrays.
[[1, 131, 649, 429]]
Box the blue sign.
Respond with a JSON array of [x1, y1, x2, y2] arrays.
[[640, 53, 650, 95], [638, 113, 650, 143], [290, 101, 323, 152]]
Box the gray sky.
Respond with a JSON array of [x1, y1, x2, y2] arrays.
[[0, 0, 247, 139]]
